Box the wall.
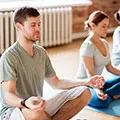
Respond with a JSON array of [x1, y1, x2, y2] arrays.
[[72, 0, 120, 39]]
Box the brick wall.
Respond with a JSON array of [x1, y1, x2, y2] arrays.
[[72, 0, 120, 38], [72, 6, 89, 33]]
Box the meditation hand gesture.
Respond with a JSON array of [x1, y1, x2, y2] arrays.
[[95, 88, 108, 100], [87, 75, 105, 89], [25, 96, 46, 112]]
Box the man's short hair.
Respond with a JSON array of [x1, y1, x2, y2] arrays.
[[13, 6, 40, 25]]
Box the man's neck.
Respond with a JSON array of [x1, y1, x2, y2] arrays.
[[18, 39, 35, 57]]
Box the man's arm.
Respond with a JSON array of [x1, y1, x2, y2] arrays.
[[2, 80, 23, 107], [46, 75, 104, 90], [45, 56, 104, 90], [2, 80, 46, 111]]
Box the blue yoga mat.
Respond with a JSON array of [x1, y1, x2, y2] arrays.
[[85, 99, 120, 116]]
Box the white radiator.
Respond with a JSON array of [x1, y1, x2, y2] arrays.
[[0, 7, 72, 54]]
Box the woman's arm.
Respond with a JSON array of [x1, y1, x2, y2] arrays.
[[82, 56, 108, 100], [106, 61, 120, 76], [82, 56, 95, 77]]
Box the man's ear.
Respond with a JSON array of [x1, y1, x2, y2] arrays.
[[15, 23, 23, 31]]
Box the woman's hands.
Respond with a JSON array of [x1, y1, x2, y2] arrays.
[[25, 96, 46, 112], [95, 88, 108, 100]]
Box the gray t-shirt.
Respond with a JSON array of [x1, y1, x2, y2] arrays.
[[76, 38, 110, 79], [111, 26, 120, 67], [0, 42, 56, 116]]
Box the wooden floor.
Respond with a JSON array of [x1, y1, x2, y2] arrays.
[[45, 36, 120, 120]]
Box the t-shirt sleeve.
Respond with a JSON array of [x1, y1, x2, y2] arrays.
[[80, 42, 94, 57], [45, 52, 56, 78], [0, 53, 17, 83]]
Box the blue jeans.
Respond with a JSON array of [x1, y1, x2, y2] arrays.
[[88, 77, 120, 108]]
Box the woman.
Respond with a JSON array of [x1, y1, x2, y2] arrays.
[[111, 9, 120, 68], [76, 10, 120, 108]]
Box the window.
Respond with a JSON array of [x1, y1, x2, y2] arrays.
[[0, 0, 92, 11]]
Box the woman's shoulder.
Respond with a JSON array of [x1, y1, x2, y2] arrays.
[[101, 38, 108, 44], [81, 38, 93, 48], [80, 37, 95, 56], [83, 37, 93, 45]]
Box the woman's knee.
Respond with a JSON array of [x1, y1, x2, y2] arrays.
[[88, 95, 113, 108]]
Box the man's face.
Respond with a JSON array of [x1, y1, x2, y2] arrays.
[[22, 16, 41, 42]]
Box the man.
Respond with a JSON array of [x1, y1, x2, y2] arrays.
[[0, 6, 104, 120]]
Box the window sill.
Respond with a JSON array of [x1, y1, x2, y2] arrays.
[[0, 0, 92, 12]]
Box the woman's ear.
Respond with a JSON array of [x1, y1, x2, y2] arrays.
[[15, 23, 23, 31], [90, 22, 96, 29]]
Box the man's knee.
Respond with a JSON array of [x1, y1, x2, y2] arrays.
[[81, 88, 92, 103], [22, 108, 51, 120], [71, 88, 91, 106], [31, 111, 51, 120]]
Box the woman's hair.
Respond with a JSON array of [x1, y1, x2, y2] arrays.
[[114, 9, 120, 24], [13, 6, 40, 25], [84, 10, 109, 30]]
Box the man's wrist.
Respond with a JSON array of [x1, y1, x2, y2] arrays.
[[21, 98, 29, 109], [84, 79, 89, 86]]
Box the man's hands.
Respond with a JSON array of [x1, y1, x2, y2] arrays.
[[25, 96, 46, 112], [87, 75, 108, 100], [87, 75, 105, 89]]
